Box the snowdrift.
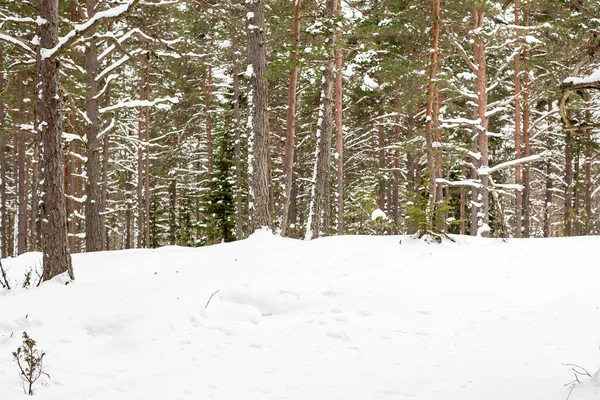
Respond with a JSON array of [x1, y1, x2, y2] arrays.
[[1, 233, 599, 399]]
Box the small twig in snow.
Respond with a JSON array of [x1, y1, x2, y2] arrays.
[[204, 289, 220, 309], [0, 259, 11, 290]]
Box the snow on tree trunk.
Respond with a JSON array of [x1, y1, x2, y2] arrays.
[[232, 35, 244, 240], [305, 0, 336, 241], [37, 0, 74, 281], [473, 6, 490, 238]]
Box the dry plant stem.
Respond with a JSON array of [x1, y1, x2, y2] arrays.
[[205, 289, 220, 309], [0, 259, 10, 289]]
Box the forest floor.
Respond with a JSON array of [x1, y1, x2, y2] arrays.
[[0, 231, 599, 399]]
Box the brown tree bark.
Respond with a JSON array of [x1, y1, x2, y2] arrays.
[[281, 0, 302, 237], [101, 21, 114, 251], [29, 140, 40, 251], [473, 5, 490, 237], [0, 137, 5, 258], [521, 9, 531, 238], [334, 0, 344, 234], [305, 0, 336, 240], [543, 100, 553, 238], [37, 0, 74, 281], [204, 66, 213, 173], [392, 99, 401, 233], [424, 0, 441, 229], [513, 0, 523, 238], [232, 35, 244, 239], [573, 139, 580, 236], [84, 0, 105, 252], [584, 135, 592, 234], [564, 130, 573, 236], [16, 75, 27, 254], [247, 0, 271, 230], [377, 109, 386, 212]]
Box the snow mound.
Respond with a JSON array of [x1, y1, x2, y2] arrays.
[[1, 235, 600, 400]]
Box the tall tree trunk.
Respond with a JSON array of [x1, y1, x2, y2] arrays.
[[305, 0, 336, 240], [377, 109, 386, 212], [29, 140, 40, 251], [232, 35, 244, 239], [37, 0, 74, 281], [334, 0, 344, 234], [573, 139, 580, 236], [280, 0, 300, 237], [513, 0, 523, 238], [0, 137, 5, 258], [137, 65, 149, 247], [544, 100, 553, 238], [144, 106, 150, 247], [521, 9, 531, 237], [0, 76, 6, 257], [101, 21, 113, 250], [204, 66, 213, 173], [473, 6, 490, 237], [84, 0, 105, 252], [470, 107, 479, 236], [584, 135, 592, 234], [16, 73, 27, 255], [392, 99, 400, 233], [424, 0, 441, 230], [564, 130, 573, 236], [247, 0, 271, 230]]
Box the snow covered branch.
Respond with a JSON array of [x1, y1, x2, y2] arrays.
[[41, 0, 141, 61], [482, 153, 546, 175], [99, 96, 179, 113], [0, 31, 34, 54]]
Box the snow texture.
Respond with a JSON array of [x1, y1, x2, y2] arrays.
[[1, 234, 600, 399]]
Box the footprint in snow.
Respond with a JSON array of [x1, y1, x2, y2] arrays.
[[327, 331, 351, 342]]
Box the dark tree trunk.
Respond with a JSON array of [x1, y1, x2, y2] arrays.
[[521, 10, 531, 237], [204, 66, 213, 173], [564, 131, 573, 236], [0, 137, 6, 258], [84, 0, 105, 252], [37, 0, 74, 281], [281, 0, 302, 237], [16, 74, 27, 255], [305, 0, 336, 240], [232, 35, 244, 239], [247, 0, 271, 230], [513, 0, 523, 238], [334, 0, 344, 234], [29, 140, 40, 251], [544, 160, 553, 237]]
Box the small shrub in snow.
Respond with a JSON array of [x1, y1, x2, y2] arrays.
[[13, 332, 49, 395]]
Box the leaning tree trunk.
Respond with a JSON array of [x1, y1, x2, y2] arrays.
[[84, 0, 105, 252], [37, 0, 74, 281], [305, 0, 336, 240], [247, 0, 271, 231]]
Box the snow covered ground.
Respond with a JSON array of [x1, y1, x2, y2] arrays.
[[1, 232, 599, 399]]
